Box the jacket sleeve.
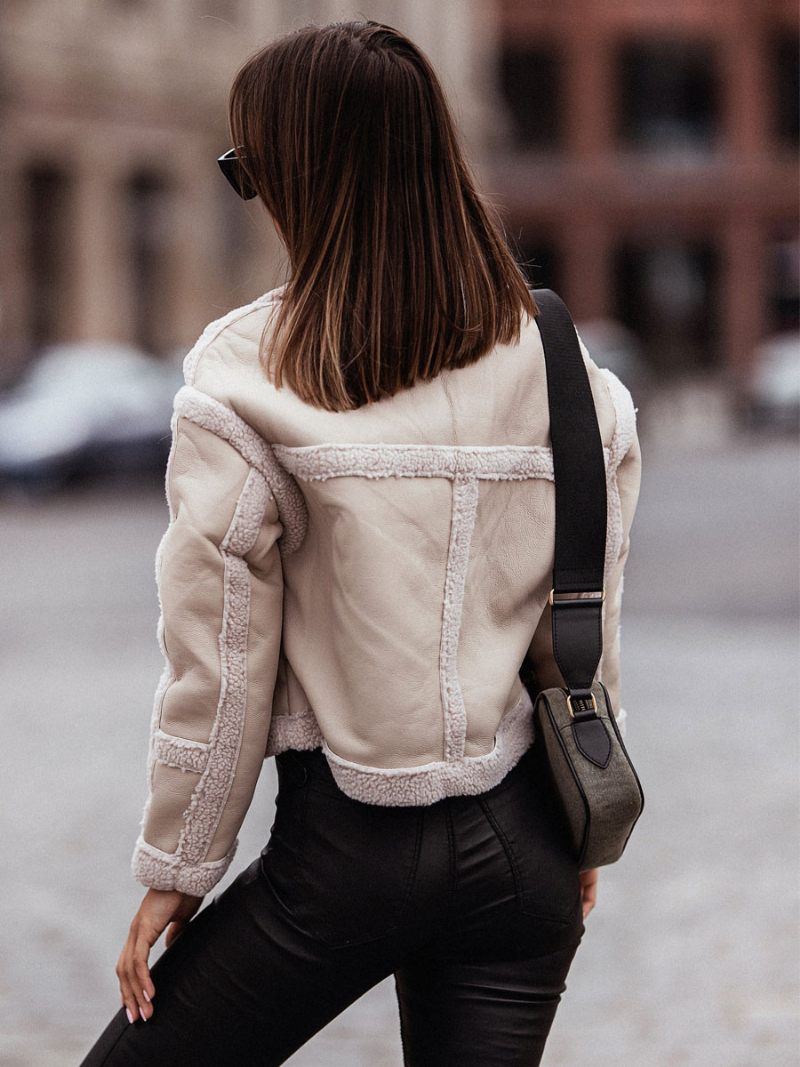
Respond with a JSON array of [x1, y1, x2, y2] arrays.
[[131, 401, 284, 896], [523, 375, 642, 738]]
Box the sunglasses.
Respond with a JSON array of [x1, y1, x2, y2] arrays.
[[217, 147, 258, 201]]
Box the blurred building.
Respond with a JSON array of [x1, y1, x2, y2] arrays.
[[0, 0, 496, 383], [488, 0, 799, 393]]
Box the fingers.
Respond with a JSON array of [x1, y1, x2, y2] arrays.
[[116, 940, 143, 1024], [115, 889, 198, 1023], [116, 922, 156, 1023], [133, 934, 156, 1015], [580, 868, 599, 920]]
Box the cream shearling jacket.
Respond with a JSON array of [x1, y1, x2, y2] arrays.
[[131, 283, 642, 896]]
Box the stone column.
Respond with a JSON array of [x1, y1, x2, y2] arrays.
[[720, 17, 768, 163], [718, 13, 769, 390], [0, 155, 31, 378], [560, 17, 613, 320], [70, 139, 131, 344], [721, 218, 767, 394], [169, 148, 222, 353], [563, 22, 613, 163], [561, 214, 613, 321]]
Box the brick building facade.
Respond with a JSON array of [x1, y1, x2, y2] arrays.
[[0, 0, 497, 383], [489, 0, 799, 392]]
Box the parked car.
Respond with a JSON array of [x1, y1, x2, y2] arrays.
[[735, 332, 800, 435], [0, 342, 184, 494]]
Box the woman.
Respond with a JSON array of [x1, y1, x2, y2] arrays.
[[81, 19, 641, 1067]]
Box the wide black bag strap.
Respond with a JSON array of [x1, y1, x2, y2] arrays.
[[533, 288, 608, 720]]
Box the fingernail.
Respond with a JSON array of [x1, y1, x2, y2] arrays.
[[143, 990, 151, 1003], [126, 1007, 134, 1024]]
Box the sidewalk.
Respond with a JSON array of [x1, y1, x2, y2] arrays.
[[1, 427, 797, 1065]]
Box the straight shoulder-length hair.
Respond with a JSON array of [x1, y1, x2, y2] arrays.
[[228, 19, 538, 412]]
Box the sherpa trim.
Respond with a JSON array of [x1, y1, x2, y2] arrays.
[[592, 365, 636, 717], [599, 368, 637, 468], [441, 476, 479, 761], [272, 441, 571, 482], [152, 730, 210, 774], [270, 433, 627, 771], [594, 372, 638, 714], [131, 834, 238, 896], [132, 468, 272, 895], [600, 367, 638, 574], [179, 470, 268, 864], [138, 543, 178, 845], [321, 687, 536, 807], [265, 707, 326, 754], [173, 385, 307, 555], [603, 464, 623, 575]]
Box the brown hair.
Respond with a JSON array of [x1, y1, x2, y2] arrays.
[[228, 19, 538, 411]]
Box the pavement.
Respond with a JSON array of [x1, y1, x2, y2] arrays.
[[1, 422, 798, 1066]]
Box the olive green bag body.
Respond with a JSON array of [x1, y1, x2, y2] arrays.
[[522, 289, 645, 872]]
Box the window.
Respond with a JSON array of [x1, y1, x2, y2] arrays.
[[769, 31, 799, 147], [497, 43, 563, 150], [613, 239, 721, 372], [767, 231, 800, 334], [24, 163, 73, 349], [616, 38, 720, 155], [124, 171, 172, 355]]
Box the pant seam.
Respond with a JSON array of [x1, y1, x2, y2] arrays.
[[445, 803, 458, 910], [400, 810, 425, 919], [477, 795, 525, 904]]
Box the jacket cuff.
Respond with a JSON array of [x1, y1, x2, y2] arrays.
[[131, 834, 238, 896]]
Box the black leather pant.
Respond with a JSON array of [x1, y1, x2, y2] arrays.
[[80, 733, 585, 1066]]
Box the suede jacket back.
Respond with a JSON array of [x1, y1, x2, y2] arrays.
[[131, 284, 642, 896]]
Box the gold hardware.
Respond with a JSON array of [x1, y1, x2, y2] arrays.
[[549, 587, 605, 606], [566, 692, 598, 718]]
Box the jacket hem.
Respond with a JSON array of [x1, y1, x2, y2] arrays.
[[265, 707, 326, 755], [134, 465, 271, 892], [320, 687, 536, 807]]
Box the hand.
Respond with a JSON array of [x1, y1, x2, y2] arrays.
[[579, 867, 599, 921], [116, 888, 204, 1023]]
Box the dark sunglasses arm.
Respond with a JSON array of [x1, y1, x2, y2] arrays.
[[217, 148, 258, 201]]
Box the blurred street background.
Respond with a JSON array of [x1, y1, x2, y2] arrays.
[[1, 1, 798, 1064]]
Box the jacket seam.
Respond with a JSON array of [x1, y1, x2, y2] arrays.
[[172, 385, 308, 555], [440, 474, 479, 761], [265, 706, 325, 754], [133, 466, 272, 891], [271, 441, 571, 482], [181, 467, 270, 867], [183, 287, 284, 387], [152, 729, 210, 775], [319, 688, 536, 806]]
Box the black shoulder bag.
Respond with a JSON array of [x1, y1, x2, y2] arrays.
[[521, 288, 645, 871]]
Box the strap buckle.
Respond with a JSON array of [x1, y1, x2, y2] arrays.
[[549, 587, 605, 606], [566, 691, 598, 718]]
